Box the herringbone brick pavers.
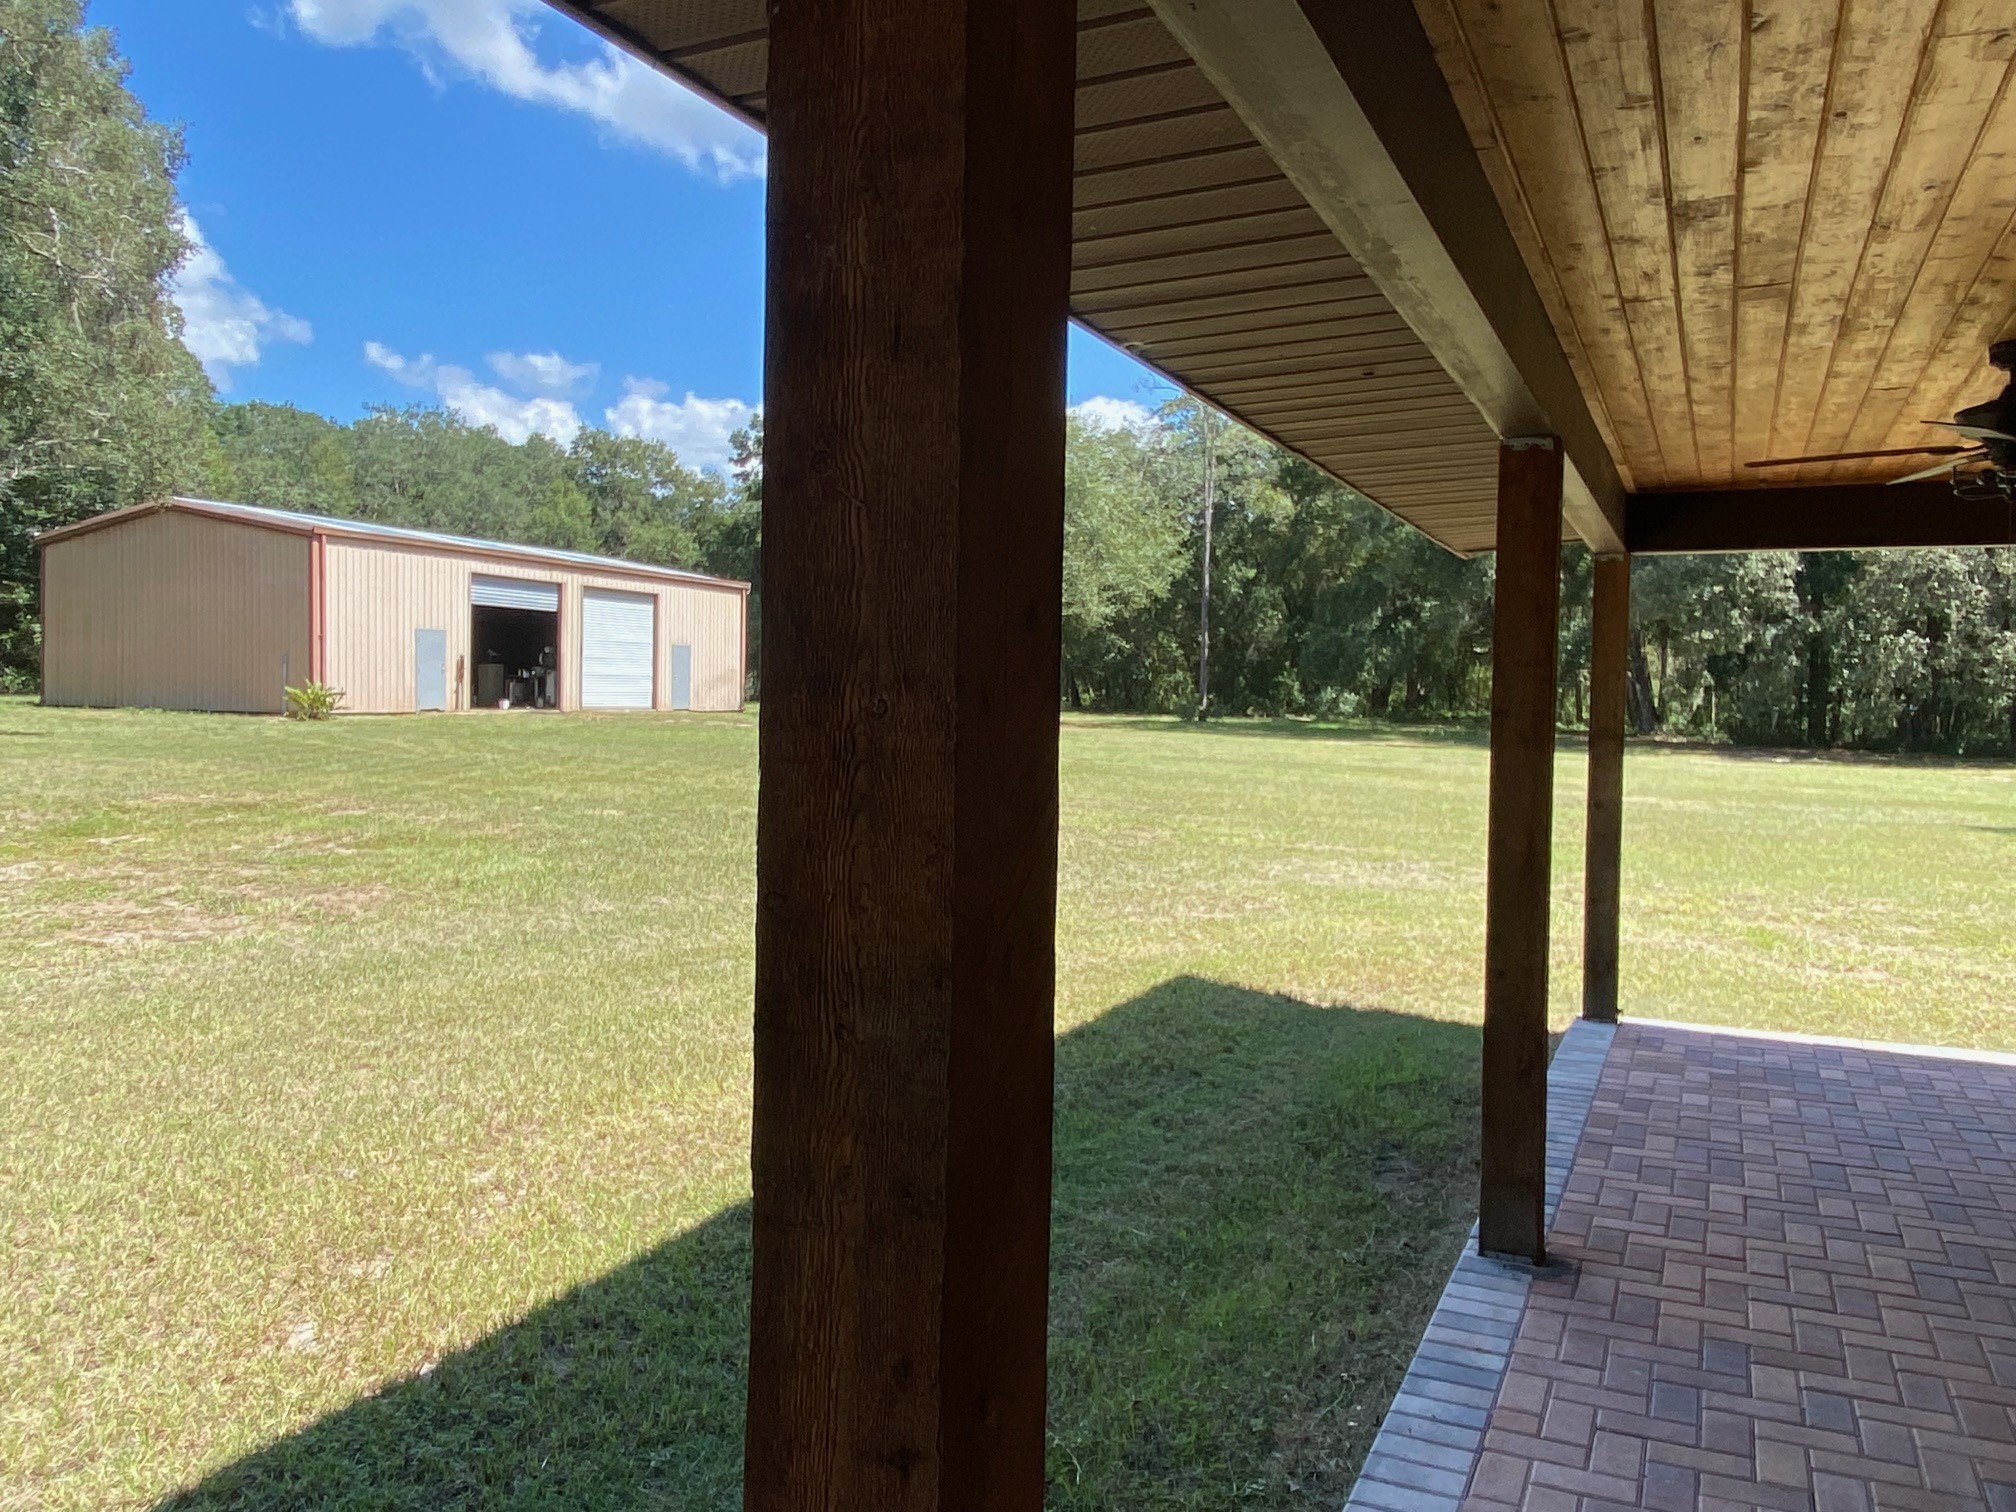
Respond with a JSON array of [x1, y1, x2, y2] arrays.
[[1345, 1019, 1617, 1512], [1459, 1022, 2016, 1512]]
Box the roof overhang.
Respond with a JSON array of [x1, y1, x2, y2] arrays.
[[546, 0, 1530, 555], [1143, 0, 1625, 554], [542, 0, 2016, 559]]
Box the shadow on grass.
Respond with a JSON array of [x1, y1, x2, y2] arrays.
[[1068, 713, 1492, 748], [1067, 713, 2016, 770], [1620, 737, 2016, 770], [157, 980, 1480, 1512]]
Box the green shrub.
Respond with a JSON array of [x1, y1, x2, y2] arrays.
[[283, 681, 345, 720]]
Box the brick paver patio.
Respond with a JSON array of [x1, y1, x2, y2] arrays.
[[1352, 1019, 2016, 1512]]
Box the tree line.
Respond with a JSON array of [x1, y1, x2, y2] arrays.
[[5, 0, 2014, 752], [1063, 403, 2016, 754]]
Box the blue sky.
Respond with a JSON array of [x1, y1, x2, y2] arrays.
[[94, 0, 1176, 470]]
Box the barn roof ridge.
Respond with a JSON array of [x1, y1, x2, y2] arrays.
[[36, 496, 751, 593]]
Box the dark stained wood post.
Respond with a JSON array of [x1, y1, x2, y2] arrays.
[[1479, 437, 1563, 1264], [1581, 554, 1630, 1022], [745, 3, 1074, 1510]]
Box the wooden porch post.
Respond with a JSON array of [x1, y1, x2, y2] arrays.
[[745, 3, 1074, 1510], [1580, 555, 1629, 1022], [1479, 437, 1563, 1264]]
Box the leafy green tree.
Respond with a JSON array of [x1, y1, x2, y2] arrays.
[[566, 429, 724, 567], [699, 416, 761, 585], [344, 405, 576, 542], [695, 417, 762, 694], [1059, 413, 1185, 705], [1152, 399, 1291, 716], [1629, 553, 1803, 740], [1286, 461, 1494, 719], [1826, 549, 2016, 753], [523, 475, 597, 553], [0, 0, 210, 683], [204, 401, 356, 515]]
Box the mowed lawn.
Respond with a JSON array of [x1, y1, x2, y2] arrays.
[[3, 700, 2013, 1510]]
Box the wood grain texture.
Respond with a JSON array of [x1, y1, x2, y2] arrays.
[[1414, 0, 1669, 485], [1580, 555, 1629, 1024], [1423, 0, 2016, 492], [1480, 438, 1564, 1265], [746, 0, 1073, 1505]]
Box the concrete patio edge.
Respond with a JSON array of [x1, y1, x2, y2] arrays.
[[1341, 1018, 1617, 1512]]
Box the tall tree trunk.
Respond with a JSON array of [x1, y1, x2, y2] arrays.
[[1804, 632, 1829, 746], [1194, 411, 1217, 721], [1626, 629, 1657, 733]]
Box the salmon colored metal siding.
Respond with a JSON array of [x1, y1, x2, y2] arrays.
[[657, 576, 745, 710], [322, 537, 745, 714], [322, 539, 468, 714], [41, 510, 309, 713]]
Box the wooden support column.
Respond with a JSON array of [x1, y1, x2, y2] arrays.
[[745, 4, 1074, 1511], [1480, 437, 1563, 1264], [1581, 555, 1629, 1022]]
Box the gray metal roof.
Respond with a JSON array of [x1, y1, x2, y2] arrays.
[[167, 496, 746, 589]]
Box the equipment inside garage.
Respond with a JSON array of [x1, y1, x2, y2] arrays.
[[471, 575, 560, 709]]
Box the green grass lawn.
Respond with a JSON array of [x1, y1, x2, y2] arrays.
[[3, 700, 2012, 1510]]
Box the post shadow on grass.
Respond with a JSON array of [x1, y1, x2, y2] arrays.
[[1085, 714, 1493, 747], [157, 979, 1481, 1512]]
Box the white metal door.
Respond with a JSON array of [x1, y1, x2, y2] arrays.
[[670, 643, 692, 710], [414, 628, 447, 711], [581, 589, 655, 709]]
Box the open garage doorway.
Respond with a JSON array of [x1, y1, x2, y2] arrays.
[[471, 576, 559, 709]]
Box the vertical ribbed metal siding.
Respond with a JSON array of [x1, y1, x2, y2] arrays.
[[325, 539, 746, 713], [323, 540, 469, 713], [654, 579, 746, 711], [41, 511, 309, 712], [580, 588, 657, 708]]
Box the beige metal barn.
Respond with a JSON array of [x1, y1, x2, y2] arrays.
[[37, 497, 749, 715]]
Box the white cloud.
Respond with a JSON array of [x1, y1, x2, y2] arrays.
[[172, 215, 312, 387], [604, 379, 754, 472], [365, 340, 584, 446], [1071, 396, 1157, 434], [487, 349, 597, 396], [286, 0, 765, 182], [364, 343, 753, 465]]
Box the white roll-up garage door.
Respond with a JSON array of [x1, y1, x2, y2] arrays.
[[581, 589, 656, 709], [471, 574, 561, 611]]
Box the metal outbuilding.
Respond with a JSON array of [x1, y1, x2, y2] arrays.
[[37, 497, 749, 715]]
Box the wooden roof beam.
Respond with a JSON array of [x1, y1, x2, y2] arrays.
[[1626, 485, 2016, 554], [1146, 0, 1626, 554]]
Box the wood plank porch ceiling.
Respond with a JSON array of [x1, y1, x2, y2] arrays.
[[1416, 0, 2016, 494], [551, 0, 2016, 551], [552, 0, 1509, 554]]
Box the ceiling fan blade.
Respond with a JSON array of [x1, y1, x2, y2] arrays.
[[1921, 420, 2016, 444], [1745, 445, 1976, 468], [1888, 450, 1987, 485]]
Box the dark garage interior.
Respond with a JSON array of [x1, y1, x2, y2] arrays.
[[471, 604, 558, 709]]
